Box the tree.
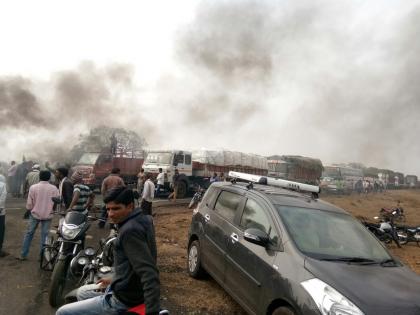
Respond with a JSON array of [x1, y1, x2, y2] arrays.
[[69, 126, 147, 163]]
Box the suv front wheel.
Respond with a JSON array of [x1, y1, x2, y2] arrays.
[[187, 240, 205, 278]]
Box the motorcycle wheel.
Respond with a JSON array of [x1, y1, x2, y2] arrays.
[[49, 258, 70, 307], [40, 235, 58, 271], [397, 230, 408, 245]]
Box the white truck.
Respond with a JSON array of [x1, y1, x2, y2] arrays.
[[142, 149, 268, 198]]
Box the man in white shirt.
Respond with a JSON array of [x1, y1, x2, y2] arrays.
[[0, 175, 8, 257], [155, 168, 165, 197], [141, 173, 155, 216]]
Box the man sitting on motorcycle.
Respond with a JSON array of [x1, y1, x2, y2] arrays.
[[56, 187, 161, 315]]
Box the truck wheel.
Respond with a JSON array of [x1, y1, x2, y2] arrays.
[[177, 181, 187, 199]]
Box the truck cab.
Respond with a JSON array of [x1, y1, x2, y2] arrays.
[[143, 150, 193, 198]]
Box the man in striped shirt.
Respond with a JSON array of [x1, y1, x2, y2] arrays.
[[67, 171, 95, 213]]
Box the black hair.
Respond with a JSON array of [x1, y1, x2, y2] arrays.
[[158, 168, 162, 172], [111, 168, 120, 174], [104, 186, 134, 206], [40, 170, 51, 181], [56, 167, 69, 177]]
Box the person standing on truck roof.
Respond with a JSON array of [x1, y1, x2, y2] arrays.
[[168, 169, 180, 202], [137, 168, 145, 194], [67, 171, 95, 213], [155, 168, 164, 198], [99, 168, 125, 228]]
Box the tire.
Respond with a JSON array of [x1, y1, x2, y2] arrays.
[[272, 306, 296, 315], [397, 230, 408, 245], [40, 235, 57, 271], [177, 181, 187, 199], [49, 258, 70, 307], [187, 240, 205, 278]]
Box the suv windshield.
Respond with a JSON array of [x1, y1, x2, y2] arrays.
[[277, 206, 391, 262], [145, 153, 173, 165]]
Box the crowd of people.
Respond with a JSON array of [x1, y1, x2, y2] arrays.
[[0, 161, 162, 315]]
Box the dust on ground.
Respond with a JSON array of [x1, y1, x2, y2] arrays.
[[155, 190, 420, 314]]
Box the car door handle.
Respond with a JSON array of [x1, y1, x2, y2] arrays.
[[204, 214, 210, 222], [230, 233, 239, 243]]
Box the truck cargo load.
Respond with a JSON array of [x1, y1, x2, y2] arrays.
[[143, 149, 268, 198]]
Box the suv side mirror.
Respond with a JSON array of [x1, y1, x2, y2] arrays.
[[173, 160, 178, 166], [244, 228, 269, 247]]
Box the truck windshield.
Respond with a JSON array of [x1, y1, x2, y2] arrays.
[[77, 153, 100, 165], [145, 153, 173, 165], [277, 206, 391, 262], [322, 166, 340, 179]]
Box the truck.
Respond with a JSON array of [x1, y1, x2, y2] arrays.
[[267, 155, 323, 185], [72, 151, 145, 190], [320, 165, 363, 193], [405, 175, 418, 188], [142, 149, 268, 198]]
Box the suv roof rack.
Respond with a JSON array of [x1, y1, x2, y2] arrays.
[[228, 171, 320, 198]]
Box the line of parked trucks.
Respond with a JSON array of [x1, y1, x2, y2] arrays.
[[71, 149, 419, 197]]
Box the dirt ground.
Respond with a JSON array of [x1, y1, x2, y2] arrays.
[[0, 190, 419, 315], [154, 190, 420, 314]]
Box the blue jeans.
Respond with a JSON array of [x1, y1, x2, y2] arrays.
[[21, 214, 51, 258], [56, 287, 128, 315], [155, 184, 163, 197]]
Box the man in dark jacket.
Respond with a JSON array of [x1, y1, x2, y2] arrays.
[[55, 167, 74, 210], [56, 187, 160, 315]]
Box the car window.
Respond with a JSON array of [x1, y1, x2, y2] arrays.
[[201, 186, 218, 206], [214, 190, 242, 222], [185, 154, 192, 165], [240, 198, 279, 245], [174, 154, 184, 164]]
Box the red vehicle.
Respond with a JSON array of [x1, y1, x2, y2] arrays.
[[72, 152, 144, 190]]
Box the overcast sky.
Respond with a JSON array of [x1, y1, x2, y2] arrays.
[[1, 0, 420, 175]]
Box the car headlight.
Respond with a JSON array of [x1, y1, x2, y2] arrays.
[[61, 223, 83, 240], [301, 278, 364, 315]]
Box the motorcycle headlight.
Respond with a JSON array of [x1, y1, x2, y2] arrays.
[[77, 256, 89, 266], [61, 222, 83, 240], [301, 278, 364, 315], [84, 247, 96, 256]]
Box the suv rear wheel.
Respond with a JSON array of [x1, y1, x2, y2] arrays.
[[187, 240, 205, 278], [272, 306, 296, 315]]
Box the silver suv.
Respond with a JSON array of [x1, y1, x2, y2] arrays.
[[187, 176, 420, 315]]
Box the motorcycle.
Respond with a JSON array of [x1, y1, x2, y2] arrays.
[[396, 225, 420, 246], [362, 213, 401, 248], [64, 229, 169, 315], [64, 229, 117, 303], [188, 185, 205, 209], [379, 202, 406, 223], [47, 208, 103, 307]]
